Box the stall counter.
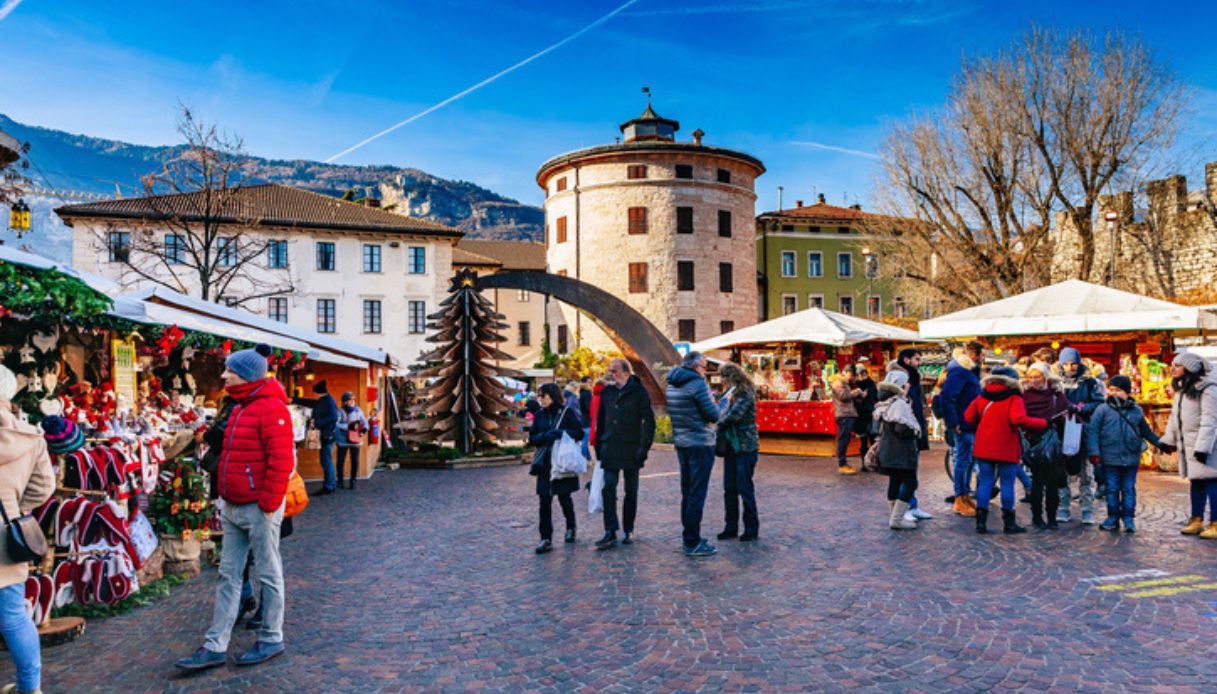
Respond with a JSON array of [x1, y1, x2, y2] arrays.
[[756, 400, 839, 436]]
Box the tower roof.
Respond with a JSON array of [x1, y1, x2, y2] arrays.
[[619, 103, 680, 142]]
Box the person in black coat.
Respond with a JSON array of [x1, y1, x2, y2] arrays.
[[529, 383, 584, 554], [593, 359, 656, 550], [853, 364, 879, 466], [293, 380, 340, 494]]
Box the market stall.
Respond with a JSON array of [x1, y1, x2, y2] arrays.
[[692, 308, 928, 456], [919, 279, 1217, 469]]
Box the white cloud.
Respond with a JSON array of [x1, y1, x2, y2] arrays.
[[0, 0, 24, 22]]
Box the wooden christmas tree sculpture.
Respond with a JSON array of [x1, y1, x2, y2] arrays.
[[404, 269, 524, 454]]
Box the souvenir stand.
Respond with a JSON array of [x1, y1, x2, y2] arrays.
[[920, 279, 1217, 470], [692, 308, 925, 456]]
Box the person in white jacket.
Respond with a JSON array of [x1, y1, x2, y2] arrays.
[[1160, 352, 1217, 538]]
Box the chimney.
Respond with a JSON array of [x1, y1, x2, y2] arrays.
[[817, 193, 826, 204], [796, 200, 803, 208], [692, 128, 704, 146], [850, 203, 862, 211]]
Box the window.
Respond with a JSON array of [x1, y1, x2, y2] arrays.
[[518, 321, 531, 346], [555, 177, 567, 192], [807, 251, 823, 278], [217, 237, 237, 267], [837, 226, 851, 234], [677, 261, 695, 291], [867, 296, 881, 318], [719, 262, 733, 293], [408, 246, 425, 274], [808, 225, 822, 233], [557, 325, 569, 354], [316, 242, 335, 271], [628, 263, 648, 293], [837, 252, 853, 278], [894, 297, 907, 318], [675, 164, 693, 179], [408, 301, 426, 334], [781, 294, 797, 315], [808, 294, 824, 309], [676, 207, 694, 234], [717, 210, 732, 237], [780, 251, 796, 278], [678, 320, 696, 342], [627, 165, 648, 179], [165, 234, 186, 265], [839, 296, 854, 315], [716, 168, 731, 183], [720, 321, 735, 335], [557, 216, 568, 243], [781, 224, 794, 231], [363, 244, 382, 273], [267, 240, 288, 269], [316, 299, 336, 333], [362, 299, 382, 333], [628, 207, 647, 235], [267, 297, 288, 323], [517, 290, 530, 302], [108, 232, 130, 263]]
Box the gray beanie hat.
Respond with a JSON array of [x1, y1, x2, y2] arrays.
[[226, 344, 272, 383], [1173, 351, 1209, 375], [883, 369, 909, 389], [0, 364, 16, 402]]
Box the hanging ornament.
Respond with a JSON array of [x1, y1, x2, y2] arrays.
[[156, 324, 185, 353], [30, 329, 58, 354]]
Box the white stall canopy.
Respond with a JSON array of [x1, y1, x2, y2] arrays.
[[693, 307, 923, 352]]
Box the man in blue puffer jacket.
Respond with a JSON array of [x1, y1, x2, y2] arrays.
[[666, 352, 720, 557], [939, 347, 981, 516]]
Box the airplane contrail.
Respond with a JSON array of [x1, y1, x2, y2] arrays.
[[325, 0, 641, 163], [790, 140, 882, 160], [0, 0, 25, 21]]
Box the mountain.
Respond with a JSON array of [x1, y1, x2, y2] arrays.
[[0, 114, 543, 263]]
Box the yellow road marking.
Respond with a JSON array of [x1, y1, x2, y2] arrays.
[[1096, 575, 1208, 591], [1125, 582, 1217, 599]]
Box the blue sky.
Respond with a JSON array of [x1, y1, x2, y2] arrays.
[[2, 0, 1216, 208]]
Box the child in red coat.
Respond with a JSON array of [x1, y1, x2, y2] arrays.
[[964, 367, 1047, 535]]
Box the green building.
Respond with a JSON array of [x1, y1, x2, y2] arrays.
[[756, 195, 905, 321]]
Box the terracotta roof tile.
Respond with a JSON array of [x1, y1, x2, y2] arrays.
[[455, 240, 547, 271], [55, 183, 462, 238], [452, 247, 502, 267]]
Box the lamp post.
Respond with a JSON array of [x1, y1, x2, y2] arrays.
[[1105, 210, 1119, 287], [861, 247, 878, 319]]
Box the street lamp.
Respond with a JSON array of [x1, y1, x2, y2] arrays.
[[1105, 210, 1119, 287], [861, 247, 879, 319]]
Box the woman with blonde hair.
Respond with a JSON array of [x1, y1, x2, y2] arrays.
[[716, 363, 760, 541]]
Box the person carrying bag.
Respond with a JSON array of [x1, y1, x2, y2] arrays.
[[528, 384, 584, 554]]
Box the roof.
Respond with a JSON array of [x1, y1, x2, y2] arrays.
[[537, 141, 765, 188], [692, 307, 925, 351], [0, 129, 20, 166], [918, 280, 1217, 338], [619, 104, 680, 131], [455, 240, 547, 271], [55, 183, 463, 238], [452, 246, 502, 268]]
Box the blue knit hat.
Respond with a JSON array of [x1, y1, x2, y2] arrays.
[[1059, 347, 1082, 365], [226, 344, 272, 382], [990, 366, 1020, 380]]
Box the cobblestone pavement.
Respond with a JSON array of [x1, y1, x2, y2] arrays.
[[6, 446, 1217, 693]]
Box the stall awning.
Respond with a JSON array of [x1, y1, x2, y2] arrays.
[[0, 245, 119, 295], [918, 280, 1217, 339], [310, 349, 366, 368], [692, 307, 924, 352], [109, 298, 314, 354]]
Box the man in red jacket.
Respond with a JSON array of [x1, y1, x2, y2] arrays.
[[177, 344, 294, 671]]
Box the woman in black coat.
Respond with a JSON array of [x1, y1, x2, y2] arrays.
[[592, 361, 656, 549], [529, 383, 584, 554]]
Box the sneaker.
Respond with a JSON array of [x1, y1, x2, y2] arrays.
[[684, 540, 717, 557], [535, 540, 553, 554], [621, 532, 633, 545], [1099, 517, 1119, 531], [1122, 518, 1136, 533], [235, 640, 285, 667], [838, 465, 858, 476], [175, 646, 227, 671], [911, 508, 933, 520], [1081, 511, 1095, 525], [1056, 509, 1071, 523], [564, 528, 577, 544], [903, 509, 919, 523]]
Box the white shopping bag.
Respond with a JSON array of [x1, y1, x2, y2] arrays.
[[552, 431, 588, 475], [588, 462, 605, 514], [1061, 413, 1083, 457]]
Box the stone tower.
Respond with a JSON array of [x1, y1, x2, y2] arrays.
[[535, 104, 765, 355]]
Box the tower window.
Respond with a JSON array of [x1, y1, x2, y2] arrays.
[[678, 320, 696, 342], [557, 216, 568, 243], [627, 165, 648, 179], [675, 164, 693, 179], [719, 263, 733, 293], [717, 168, 731, 183], [555, 177, 567, 192], [628, 263, 648, 293], [676, 207, 694, 234], [628, 207, 648, 235], [677, 261, 695, 291], [717, 210, 732, 237]]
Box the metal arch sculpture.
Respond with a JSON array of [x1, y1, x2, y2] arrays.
[[474, 270, 680, 405]]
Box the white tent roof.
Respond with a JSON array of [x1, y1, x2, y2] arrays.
[[109, 298, 314, 354], [692, 307, 924, 352], [0, 245, 119, 295], [919, 280, 1217, 339]]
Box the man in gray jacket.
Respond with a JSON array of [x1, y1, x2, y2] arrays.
[[666, 352, 720, 557]]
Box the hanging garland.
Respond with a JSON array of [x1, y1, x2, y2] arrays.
[[0, 260, 113, 325]]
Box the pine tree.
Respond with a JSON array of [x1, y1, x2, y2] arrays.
[[404, 269, 523, 454]]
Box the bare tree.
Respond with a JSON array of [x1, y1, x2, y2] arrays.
[[101, 106, 294, 305]]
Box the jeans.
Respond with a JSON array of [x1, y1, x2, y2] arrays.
[[1103, 466, 1138, 519], [722, 451, 759, 536], [0, 583, 40, 692], [835, 417, 856, 465], [1059, 455, 1095, 514], [975, 459, 1018, 512], [953, 431, 976, 497], [582, 429, 591, 461], [887, 469, 918, 503], [677, 445, 716, 548], [319, 438, 336, 491], [1028, 459, 1064, 521], [538, 493, 575, 541], [602, 468, 640, 534], [1016, 465, 1032, 492], [1190, 479, 1217, 521], [337, 446, 360, 487], [205, 500, 285, 652]]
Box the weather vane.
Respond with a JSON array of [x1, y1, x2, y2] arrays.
[[642, 85, 651, 104]]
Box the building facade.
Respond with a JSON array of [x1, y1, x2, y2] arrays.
[[756, 196, 902, 321], [535, 105, 765, 352], [452, 239, 548, 370], [57, 184, 462, 369]]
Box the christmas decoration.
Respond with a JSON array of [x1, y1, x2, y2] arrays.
[[147, 457, 212, 541]]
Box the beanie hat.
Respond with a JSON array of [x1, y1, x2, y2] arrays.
[[1059, 347, 1082, 365], [225, 344, 272, 383], [341, 391, 355, 401], [883, 370, 909, 389], [311, 380, 328, 394], [1172, 351, 1209, 375], [41, 415, 85, 455], [1107, 375, 1133, 395], [990, 366, 1020, 380], [0, 364, 16, 402], [1028, 362, 1052, 381]]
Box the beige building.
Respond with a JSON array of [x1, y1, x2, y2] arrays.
[[452, 239, 547, 369], [535, 105, 765, 352]]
